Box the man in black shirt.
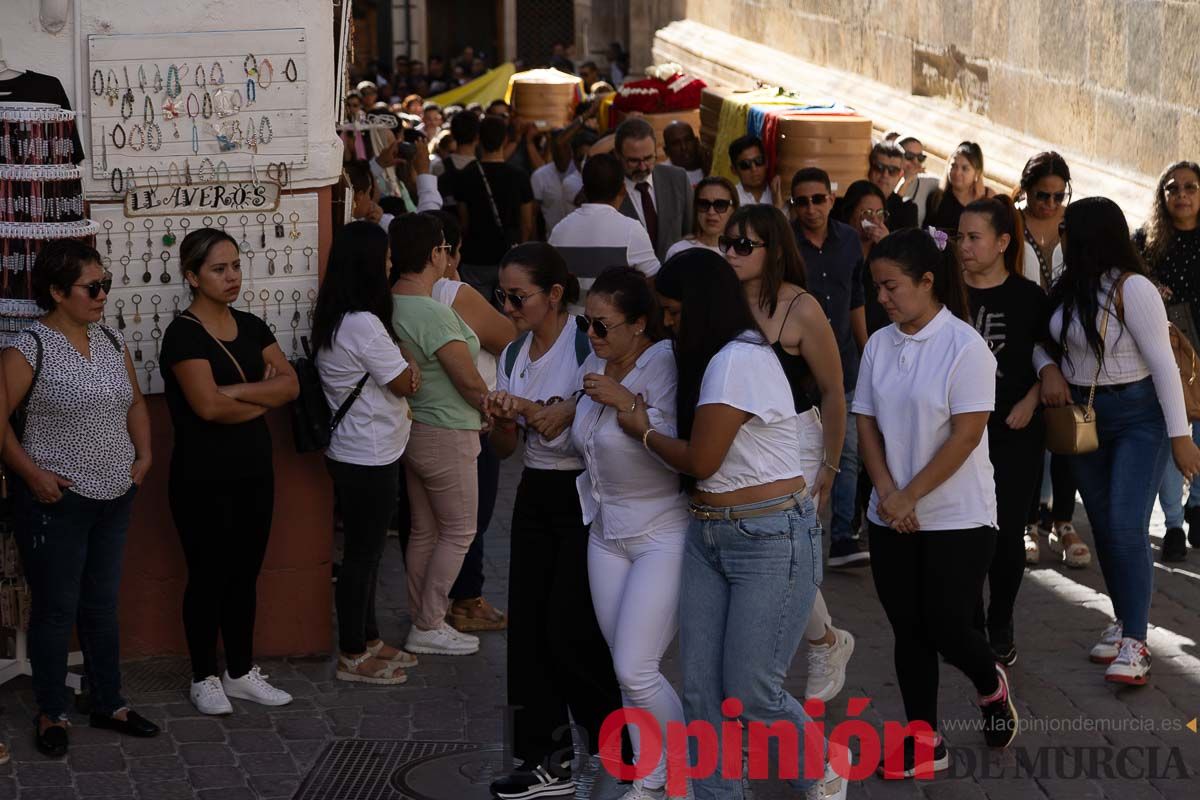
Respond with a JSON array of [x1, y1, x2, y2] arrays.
[[868, 140, 919, 231]]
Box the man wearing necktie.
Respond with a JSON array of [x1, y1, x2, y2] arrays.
[[615, 117, 692, 261]]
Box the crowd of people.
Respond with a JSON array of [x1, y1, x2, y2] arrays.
[[2, 48, 1198, 798]]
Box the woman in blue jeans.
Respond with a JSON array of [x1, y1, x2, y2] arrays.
[[1045, 197, 1200, 685], [1, 240, 159, 756], [618, 249, 845, 800]]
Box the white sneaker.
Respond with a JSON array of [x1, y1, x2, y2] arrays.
[[804, 761, 848, 800], [221, 666, 294, 706], [441, 621, 479, 646], [806, 626, 855, 702], [1089, 620, 1123, 664], [1105, 638, 1151, 685], [190, 675, 233, 715], [1023, 526, 1040, 565], [617, 781, 666, 799], [406, 624, 479, 655]]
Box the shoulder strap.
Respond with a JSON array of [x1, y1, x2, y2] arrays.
[[773, 291, 807, 346], [179, 312, 248, 383], [1111, 271, 1134, 322], [329, 373, 371, 433], [97, 324, 122, 354], [1023, 227, 1053, 290], [574, 324, 590, 365], [474, 160, 505, 230], [503, 331, 531, 378]]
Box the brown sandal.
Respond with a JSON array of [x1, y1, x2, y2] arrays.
[[336, 652, 407, 685], [448, 597, 508, 632], [366, 640, 419, 668]]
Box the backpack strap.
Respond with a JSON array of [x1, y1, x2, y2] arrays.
[[503, 331, 531, 378], [330, 373, 371, 433]]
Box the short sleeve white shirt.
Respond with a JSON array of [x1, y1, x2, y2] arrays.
[[549, 204, 660, 310], [665, 238, 721, 261], [736, 183, 773, 206], [531, 162, 579, 234], [852, 307, 998, 530], [496, 318, 589, 470], [318, 312, 412, 466], [695, 335, 804, 494], [433, 278, 498, 391]]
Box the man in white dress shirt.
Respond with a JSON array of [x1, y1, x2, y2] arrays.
[[729, 134, 784, 209], [615, 118, 692, 261]]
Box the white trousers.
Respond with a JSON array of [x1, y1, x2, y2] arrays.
[[798, 407, 834, 641]]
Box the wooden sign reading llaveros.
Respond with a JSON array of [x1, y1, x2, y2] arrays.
[[124, 181, 282, 217]]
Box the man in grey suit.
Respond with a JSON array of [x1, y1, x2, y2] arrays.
[[614, 117, 693, 261]]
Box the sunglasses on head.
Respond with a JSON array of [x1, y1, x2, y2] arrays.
[[74, 275, 113, 299], [903, 151, 927, 164], [696, 198, 733, 214], [576, 314, 627, 339], [736, 155, 766, 170], [871, 161, 903, 177], [788, 193, 828, 208], [1033, 190, 1069, 204], [494, 287, 544, 309], [718, 235, 766, 256], [1165, 180, 1200, 197]]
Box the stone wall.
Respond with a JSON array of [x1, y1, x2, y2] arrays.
[[678, 0, 1199, 179]]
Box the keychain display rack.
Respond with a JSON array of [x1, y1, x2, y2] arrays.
[[91, 191, 321, 395], [87, 28, 309, 195]]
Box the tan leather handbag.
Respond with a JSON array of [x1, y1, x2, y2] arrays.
[[1045, 282, 1120, 456]]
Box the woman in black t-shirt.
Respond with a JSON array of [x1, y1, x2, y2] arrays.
[[160, 229, 299, 716], [960, 197, 1069, 666], [926, 142, 993, 233]]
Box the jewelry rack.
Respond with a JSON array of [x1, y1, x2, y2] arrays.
[[86, 29, 309, 196], [90, 192, 321, 395]]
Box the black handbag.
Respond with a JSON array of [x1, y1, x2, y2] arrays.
[[289, 336, 368, 453]]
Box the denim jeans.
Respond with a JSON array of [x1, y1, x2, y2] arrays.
[[12, 484, 136, 719], [1068, 377, 1168, 641], [1156, 421, 1200, 528], [680, 492, 825, 798], [829, 391, 861, 544]]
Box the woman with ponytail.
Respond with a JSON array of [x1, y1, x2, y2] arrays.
[[854, 227, 1018, 777], [959, 197, 1070, 666]]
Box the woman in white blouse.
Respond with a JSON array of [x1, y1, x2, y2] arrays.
[[1044, 197, 1200, 686], [618, 249, 845, 800], [571, 267, 687, 799]]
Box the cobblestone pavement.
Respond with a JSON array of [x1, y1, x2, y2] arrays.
[[0, 454, 1198, 799]]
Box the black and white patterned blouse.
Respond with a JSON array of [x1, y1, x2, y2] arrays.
[[13, 322, 135, 500]]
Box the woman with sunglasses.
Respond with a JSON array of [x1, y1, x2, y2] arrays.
[[485, 244, 622, 800], [1012, 152, 1091, 570], [896, 136, 938, 227], [2, 241, 159, 756], [617, 248, 847, 800], [388, 212, 489, 657], [719, 205, 854, 706], [665, 176, 740, 260], [838, 181, 891, 335], [570, 267, 688, 800], [161, 229, 300, 715], [1136, 161, 1200, 563], [926, 141, 992, 233], [1047, 198, 1200, 684]]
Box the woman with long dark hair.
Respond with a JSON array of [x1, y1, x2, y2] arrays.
[[926, 141, 993, 233], [1136, 161, 1200, 562], [1047, 197, 1200, 684], [618, 249, 846, 800], [313, 221, 420, 684], [856, 228, 1017, 777], [721, 205, 854, 704], [838, 180, 892, 334], [161, 229, 300, 714]]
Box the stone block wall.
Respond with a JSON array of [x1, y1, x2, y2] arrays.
[[679, 0, 1198, 178]]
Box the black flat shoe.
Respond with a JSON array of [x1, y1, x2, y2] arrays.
[[35, 722, 68, 757], [90, 709, 160, 738]]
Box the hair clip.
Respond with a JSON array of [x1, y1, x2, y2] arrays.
[[926, 226, 949, 252]]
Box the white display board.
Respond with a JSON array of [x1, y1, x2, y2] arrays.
[[86, 29, 309, 192], [90, 192, 321, 394]]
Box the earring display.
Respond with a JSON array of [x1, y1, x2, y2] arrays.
[[86, 29, 309, 191]]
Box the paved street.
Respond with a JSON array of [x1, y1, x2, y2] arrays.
[[0, 453, 1198, 799]]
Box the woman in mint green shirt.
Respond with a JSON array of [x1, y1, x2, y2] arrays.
[[389, 213, 490, 657]]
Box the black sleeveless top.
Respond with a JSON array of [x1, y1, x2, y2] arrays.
[[770, 292, 816, 414]]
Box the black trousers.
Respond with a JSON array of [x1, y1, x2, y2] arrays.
[[169, 471, 274, 682], [508, 468, 622, 766], [978, 420, 1045, 643], [869, 523, 1000, 733], [327, 457, 402, 654], [1029, 452, 1077, 524]]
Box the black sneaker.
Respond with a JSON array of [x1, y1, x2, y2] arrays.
[[877, 735, 949, 779], [828, 539, 870, 568], [1186, 506, 1200, 548], [979, 666, 1019, 749], [1161, 527, 1187, 563], [490, 761, 575, 799]]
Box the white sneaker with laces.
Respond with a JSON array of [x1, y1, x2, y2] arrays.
[[1089, 620, 1123, 664], [806, 626, 855, 702], [190, 675, 233, 715], [406, 624, 479, 655], [617, 781, 666, 799], [441, 621, 479, 646], [1105, 637, 1151, 685], [804, 761, 848, 800], [222, 666, 294, 706]]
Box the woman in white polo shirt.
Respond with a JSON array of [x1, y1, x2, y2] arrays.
[[484, 243, 622, 800], [854, 227, 1017, 778], [618, 249, 845, 800], [572, 267, 688, 799]]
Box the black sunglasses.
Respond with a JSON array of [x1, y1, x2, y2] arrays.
[[736, 155, 766, 170], [696, 198, 733, 214], [74, 275, 113, 299], [494, 287, 544, 309], [788, 193, 828, 208], [871, 161, 903, 177], [576, 314, 627, 339], [718, 235, 767, 256], [903, 151, 927, 164], [1033, 190, 1069, 204]]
